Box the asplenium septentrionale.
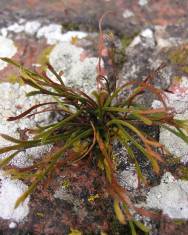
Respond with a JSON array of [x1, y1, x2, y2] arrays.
[[0, 13, 188, 234]]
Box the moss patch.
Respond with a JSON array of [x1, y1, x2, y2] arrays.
[[115, 34, 138, 69], [115, 34, 135, 70], [120, 35, 135, 49], [168, 45, 188, 74], [178, 166, 188, 180], [6, 74, 24, 85], [173, 219, 187, 225], [37, 46, 54, 68], [62, 22, 80, 31]]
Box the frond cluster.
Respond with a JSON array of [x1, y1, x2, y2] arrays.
[[0, 13, 188, 234]]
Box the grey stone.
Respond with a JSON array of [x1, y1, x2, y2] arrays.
[[146, 172, 188, 219]]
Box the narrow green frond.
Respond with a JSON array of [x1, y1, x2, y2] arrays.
[[15, 179, 38, 208], [0, 134, 25, 144], [117, 130, 146, 185], [114, 199, 126, 224], [115, 124, 160, 173], [162, 125, 188, 144], [133, 220, 150, 233], [15, 128, 92, 208], [47, 63, 65, 86], [0, 151, 20, 168], [39, 111, 81, 141], [26, 91, 44, 97], [131, 113, 152, 125], [129, 221, 137, 235]]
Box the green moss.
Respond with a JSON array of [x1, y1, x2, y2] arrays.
[[62, 179, 70, 189], [169, 47, 188, 65], [173, 76, 182, 83], [166, 156, 181, 165], [120, 35, 134, 49], [88, 193, 99, 203], [179, 166, 188, 180], [115, 34, 136, 70], [62, 22, 80, 31], [37, 46, 53, 68], [36, 212, 44, 218], [182, 66, 188, 74], [168, 46, 188, 74], [7, 74, 24, 85], [173, 219, 186, 225]]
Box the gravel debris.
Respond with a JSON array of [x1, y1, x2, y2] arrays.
[[9, 221, 17, 229], [138, 0, 149, 7], [122, 10, 135, 19]]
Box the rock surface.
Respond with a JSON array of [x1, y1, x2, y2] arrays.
[[152, 77, 188, 164], [0, 171, 29, 222], [48, 42, 98, 93], [0, 83, 53, 168], [147, 172, 188, 219], [0, 36, 17, 70]]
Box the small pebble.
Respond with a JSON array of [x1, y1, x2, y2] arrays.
[[9, 222, 17, 229]]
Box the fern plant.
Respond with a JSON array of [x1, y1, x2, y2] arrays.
[[0, 14, 188, 234]]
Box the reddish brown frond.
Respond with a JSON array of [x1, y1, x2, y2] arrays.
[[7, 102, 57, 121]]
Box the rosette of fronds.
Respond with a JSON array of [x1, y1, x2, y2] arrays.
[[1, 14, 188, 234]]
